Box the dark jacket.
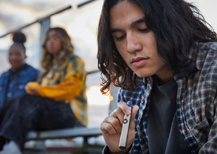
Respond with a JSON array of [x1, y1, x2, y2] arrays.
[[0, 64, 39, 109]]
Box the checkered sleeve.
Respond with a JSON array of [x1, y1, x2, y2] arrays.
[[197, 42, 217, 153], [198, 98, 217, 154]]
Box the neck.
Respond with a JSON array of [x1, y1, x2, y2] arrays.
[[156, 66, 174, 85], [52, 53, 58, 59], [11, 64, 25, 72]]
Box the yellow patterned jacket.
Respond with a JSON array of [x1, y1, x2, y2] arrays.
[[26, 53, 87, 126]]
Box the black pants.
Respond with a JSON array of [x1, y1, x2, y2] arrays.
[[0, 93, 84, 151]]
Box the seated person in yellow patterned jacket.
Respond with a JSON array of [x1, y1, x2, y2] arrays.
[[0, 27, 87, 154]]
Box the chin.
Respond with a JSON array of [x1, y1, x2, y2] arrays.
[[48, 51, 58, 54], [135, 71, 154, 78]]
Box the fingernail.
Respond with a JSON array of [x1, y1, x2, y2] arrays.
[[126, 108, 131, 115]]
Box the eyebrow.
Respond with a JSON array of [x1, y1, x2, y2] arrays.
[[110, 17, 146, 34], [131, 17, 146, 27], [110, 28, 122, 34]]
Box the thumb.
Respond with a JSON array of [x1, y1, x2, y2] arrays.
[[129, 105, 139, 130]]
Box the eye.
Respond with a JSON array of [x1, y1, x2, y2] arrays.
[[139, 28, 150, 33], [16, 53, 21, 56], [54, 37, 59, 40], [115, 34, 126, 41]]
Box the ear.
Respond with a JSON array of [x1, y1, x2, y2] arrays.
[[25, 54, 27, 59]]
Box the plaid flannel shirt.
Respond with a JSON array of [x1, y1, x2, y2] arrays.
[[103, 41, 217, 154]]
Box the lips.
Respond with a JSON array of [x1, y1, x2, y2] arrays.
[[10, 60, 19, 64], [48, 45, 55, 49], [131, 57, 148, 67]]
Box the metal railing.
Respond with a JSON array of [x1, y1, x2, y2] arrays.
[[0, 0, 97, 38]]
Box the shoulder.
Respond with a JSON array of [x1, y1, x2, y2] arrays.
[[68, 54, 85, 66], [198, 41, 217, 51], [68, 53, 83, 61], [24, 64, 39, 74], [0, 70, 10, 78], [187, 41, 217, 90], [196, 41, 217, 57], [118, 79, 146, 103], [191, 41, 217, 70]]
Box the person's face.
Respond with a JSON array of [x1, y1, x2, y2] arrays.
[[9, 45, 26, 71], [46, 30, 62, 55], [110, 0, 173, 82]]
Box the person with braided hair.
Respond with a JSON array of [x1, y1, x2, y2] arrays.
[[0, 31, 39, 110]]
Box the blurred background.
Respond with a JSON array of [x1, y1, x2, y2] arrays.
[[0, 0, 109, 128], [0, 0, 109, 151], [0, 0, 217, 152]]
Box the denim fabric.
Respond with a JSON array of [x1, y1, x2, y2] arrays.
[[0, 64, 39, 109]]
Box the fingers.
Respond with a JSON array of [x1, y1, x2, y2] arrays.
[[100, 116, 122, 135], [101, 102, 139, 135], [100, 101, 130, 135], [111, 101, 131, 125], [30, 88, 37, 93], [27, 87, 39, 95], [118, 101, 132, 115], [100, 101, 139, 153]]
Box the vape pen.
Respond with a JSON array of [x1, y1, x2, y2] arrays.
[[119, 101, 132, 149]]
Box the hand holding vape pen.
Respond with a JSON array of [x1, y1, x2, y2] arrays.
[[119, 101, 132, 149]]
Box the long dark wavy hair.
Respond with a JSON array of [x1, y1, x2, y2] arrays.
[[97, 0, 217, 94], [39, 27, 74, 82]]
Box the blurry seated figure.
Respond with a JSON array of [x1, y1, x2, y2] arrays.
[[0, 31, 39, 110], [0, 27, 87, 154]]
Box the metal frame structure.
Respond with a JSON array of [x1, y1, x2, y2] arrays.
[[0, 0, 97, 61]]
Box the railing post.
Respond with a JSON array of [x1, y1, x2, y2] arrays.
[[39, 17, 50, 63]]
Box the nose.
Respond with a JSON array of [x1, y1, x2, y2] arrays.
[[9, 54, 16, 60], [48, 39, 54, 44], [126, 33, 142, 53]]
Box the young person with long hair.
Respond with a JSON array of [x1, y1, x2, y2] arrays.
[[0, 31, 39, 110], [98, 0, 217, 153], [0, 27, 87, 154]]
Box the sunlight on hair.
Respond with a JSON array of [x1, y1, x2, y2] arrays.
[[87, 86, 110, 106]]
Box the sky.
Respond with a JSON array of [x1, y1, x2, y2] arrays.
[[0, 0, 217, 127]]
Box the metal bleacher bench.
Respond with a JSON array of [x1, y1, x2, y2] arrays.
[[26, 127, 103, 154], [25, 70, 119, 154]]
